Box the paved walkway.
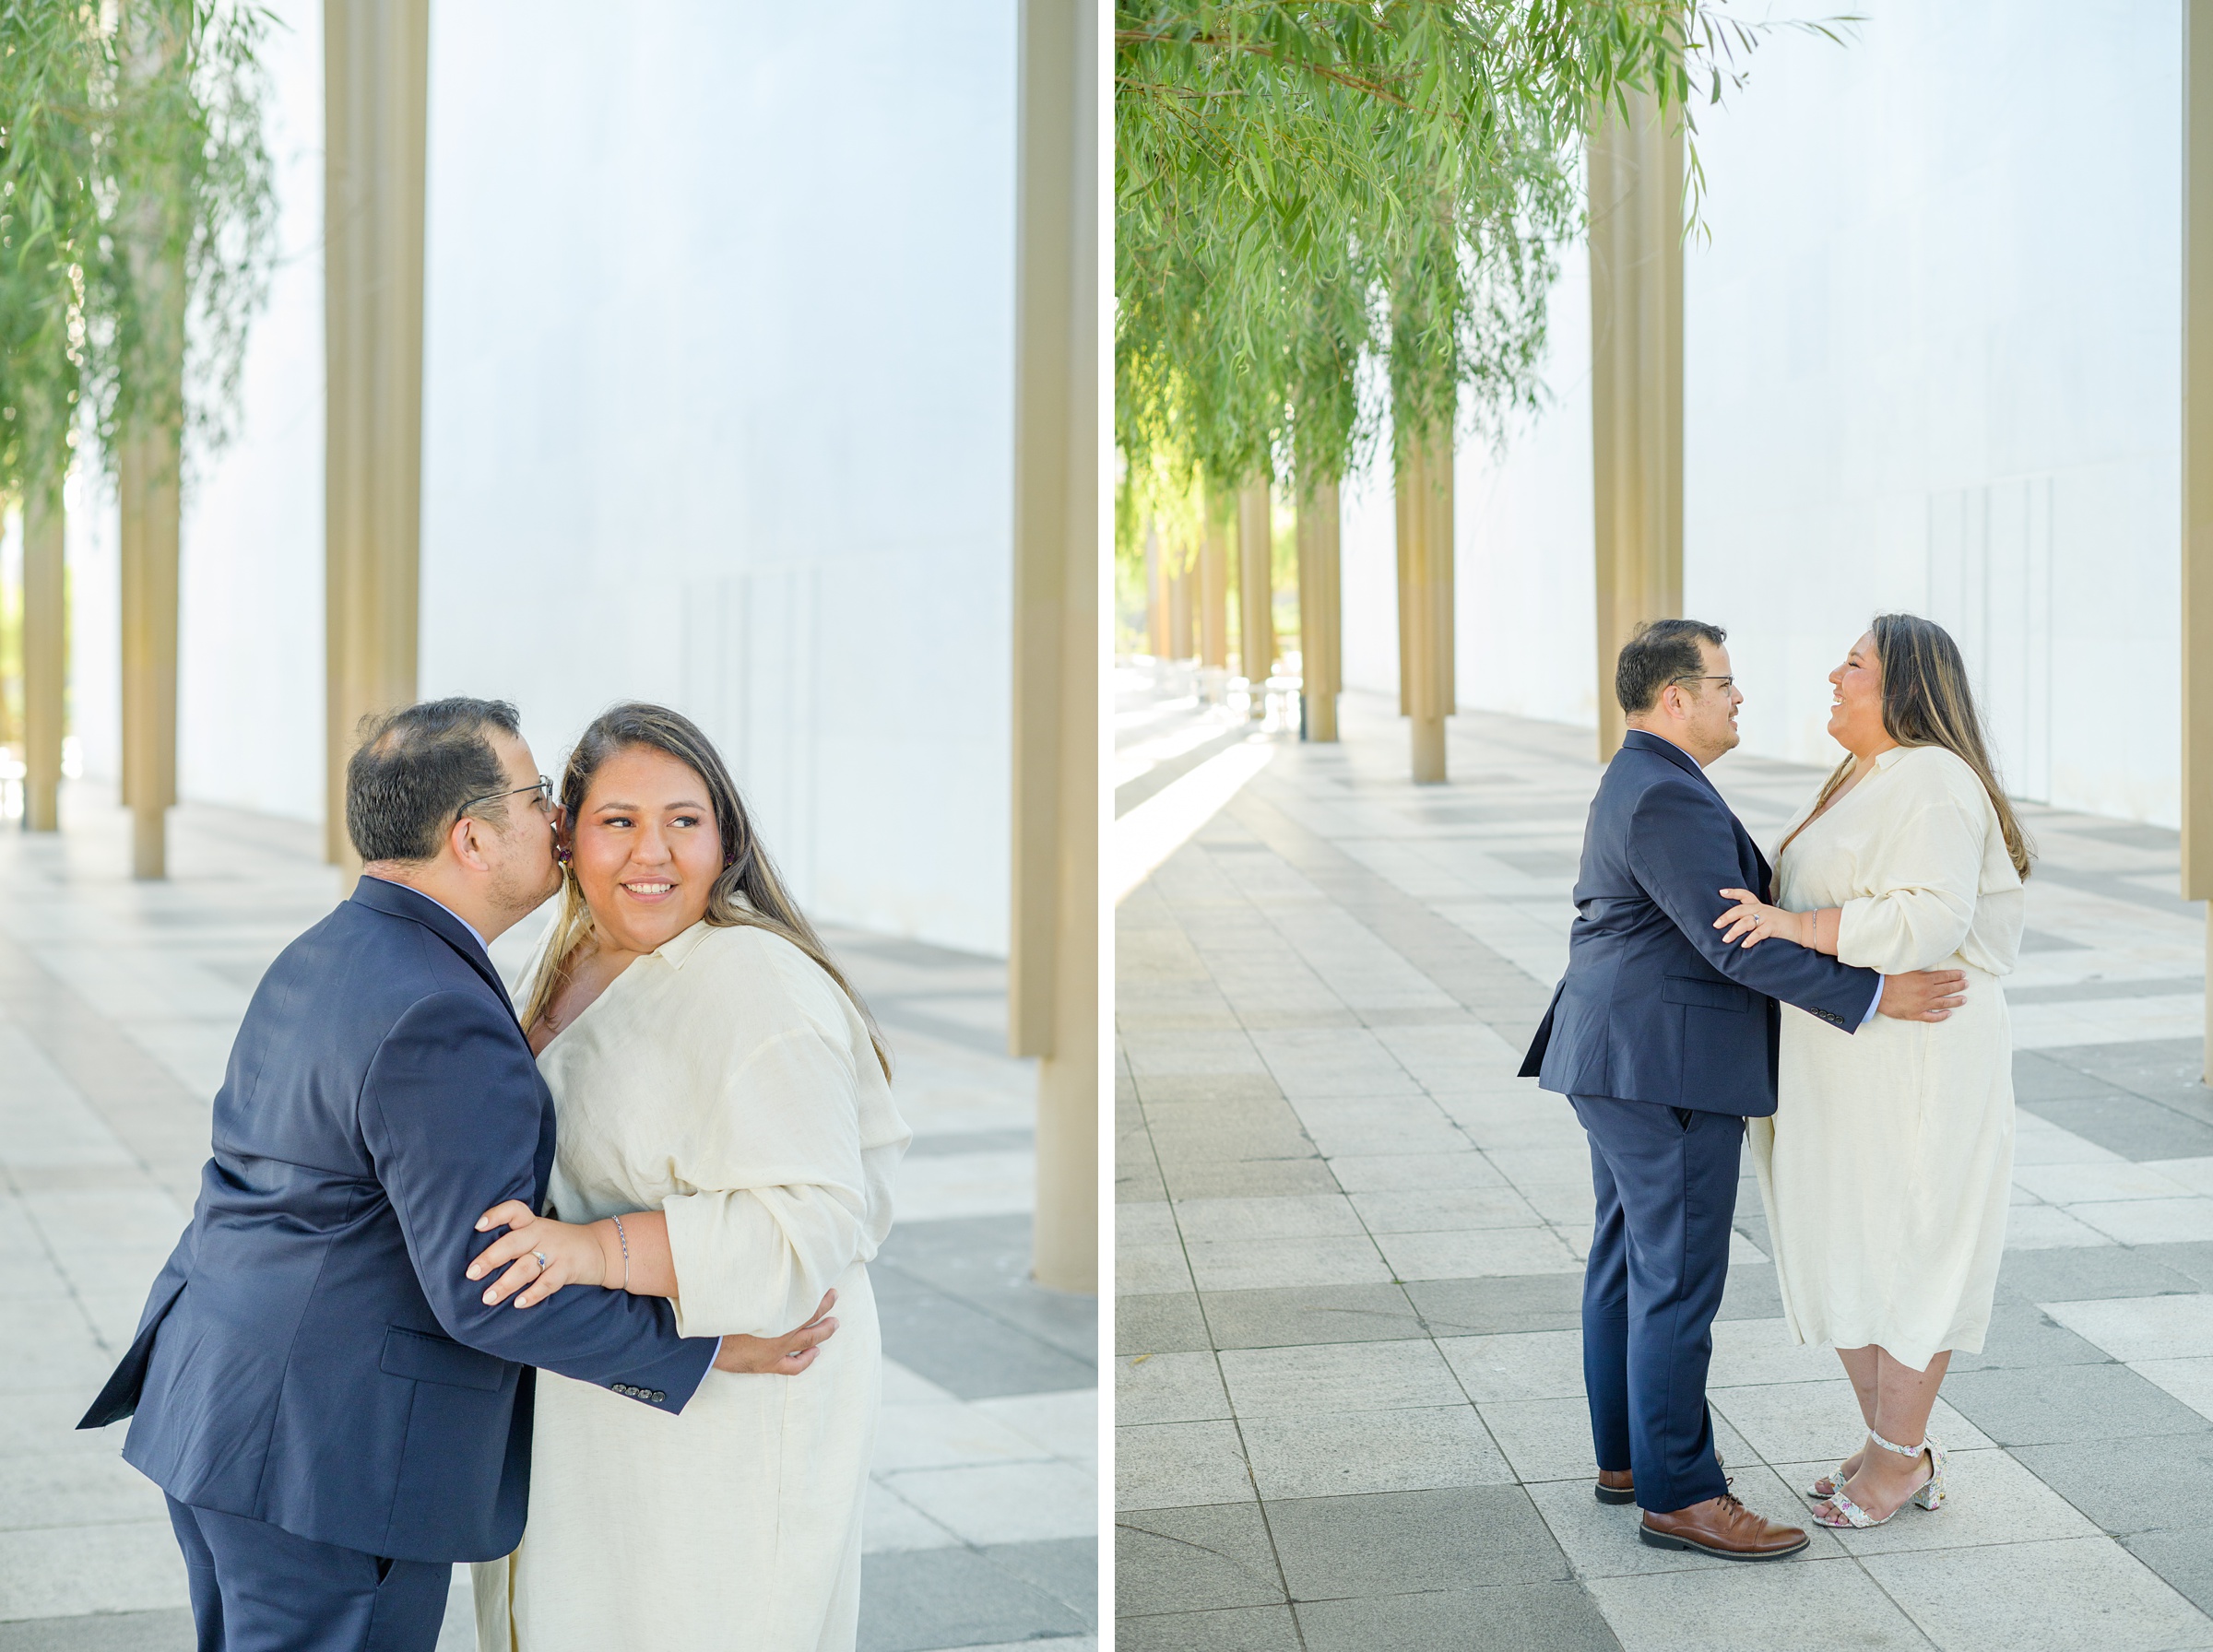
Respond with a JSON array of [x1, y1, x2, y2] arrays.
[[1115, 686, 2213, 1652], [0, 787, 1094, 1652]]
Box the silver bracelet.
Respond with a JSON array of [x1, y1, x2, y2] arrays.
[[611, 1213, 630, 1291]]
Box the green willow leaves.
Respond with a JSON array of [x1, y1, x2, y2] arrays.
[[1117, 2, 1793, 513], [0, 0, 275, 502]]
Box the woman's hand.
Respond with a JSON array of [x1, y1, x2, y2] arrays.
[[711, 1289, 840, 1375], [1714, 889, 1813, 950], [467, 1200, 609, 1308]]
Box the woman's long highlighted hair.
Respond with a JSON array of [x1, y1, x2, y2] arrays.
[[520, 702, 892, 1078], [1800, 614, 2034, 880]]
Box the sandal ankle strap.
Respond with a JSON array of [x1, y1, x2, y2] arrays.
[[1866, 1428, 1924, 1458]]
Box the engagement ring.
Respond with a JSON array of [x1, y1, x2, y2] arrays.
[[532, 1250, 549, 1271]]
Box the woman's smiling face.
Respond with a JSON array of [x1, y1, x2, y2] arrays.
[[1827, 631, 1888, 755], [568, 743, 723, 956]]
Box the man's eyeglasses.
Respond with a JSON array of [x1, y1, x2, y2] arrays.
[[457, 776, 553, 820], [1672, 675, 1735, 691]]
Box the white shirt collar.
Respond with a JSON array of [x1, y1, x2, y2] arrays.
[[362, 876, 490, 957]]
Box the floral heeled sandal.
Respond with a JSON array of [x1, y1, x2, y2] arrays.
[[1815, 1430, 1947, 1528]]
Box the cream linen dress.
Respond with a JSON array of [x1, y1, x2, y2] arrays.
[[1747, 745, 2022, 1374], [473, 919, 909, 1652]]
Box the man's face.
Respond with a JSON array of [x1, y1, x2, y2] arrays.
[[1675, 639, 1743, 763], [477, 730, 562, 919]]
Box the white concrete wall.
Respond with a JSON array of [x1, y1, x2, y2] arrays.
[[175, 0, 325, 823], [414, 0, 1016, 954], [1443, 0, 2183, 823], [105, 0, 1015, 954]]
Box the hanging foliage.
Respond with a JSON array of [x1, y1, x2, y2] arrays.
[[0, 0, 276, 502], [1116, 1, 1809, 515]]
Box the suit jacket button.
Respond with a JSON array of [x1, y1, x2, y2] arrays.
[[652, 1390, 666, 1402]]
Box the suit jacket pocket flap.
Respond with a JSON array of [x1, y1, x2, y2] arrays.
[[380, 1326, 505, 1392], [1661, 974, 1750, 1012]]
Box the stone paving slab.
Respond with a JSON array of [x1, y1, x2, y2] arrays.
[[1115, 688, 2213, 1652]]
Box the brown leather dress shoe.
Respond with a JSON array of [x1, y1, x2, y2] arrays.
[[1639, 1493, 1809, 1561], [1594, 1469, 1635, 1505]]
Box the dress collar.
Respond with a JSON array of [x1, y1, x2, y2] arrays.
[[655, 919, 716, 970]]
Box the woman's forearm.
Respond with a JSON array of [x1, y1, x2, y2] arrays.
[[1802, 907, 1842, 955], [587, 1210, 679, 1298]]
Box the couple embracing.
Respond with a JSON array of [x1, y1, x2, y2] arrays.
[[81, 697, 910, 1649], [1524, 614, 2030, 1556]]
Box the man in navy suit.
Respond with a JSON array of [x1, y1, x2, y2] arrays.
[[81, 699, 835, 1649], [1521, 621, 1965, 1561]]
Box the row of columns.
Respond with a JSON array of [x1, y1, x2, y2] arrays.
[[3, 0, 1104, 1293], [1131, 87, 1682, 784], [7, 0, 427, 879], [1134, 484, 1338, 733]]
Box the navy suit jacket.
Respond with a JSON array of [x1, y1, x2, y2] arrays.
[[1520, 730, 1881, 1116], [78, 877, 717, 1563]]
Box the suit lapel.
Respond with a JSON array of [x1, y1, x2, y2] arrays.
[[349, 877, 519, 1020], [1623, 731, 1772, 894]]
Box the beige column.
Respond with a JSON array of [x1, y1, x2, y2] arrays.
[[1143, 525, 1171, 659], [1198, 491, 1228, 669], [2185, 0, 2213, 1079], [113, 3, 188, 879], [1167, 541, 1194, 661], [1237, 483, 1273, 716], [325, 0, 431, 870], [22, 484, 65, 832], [1010, 0, 1099, 1294], [1395, 430, 1454, 782], [119, 423, 182, 878], [1588, 86, 1685, 760], [1296, 480, 1341, 741]]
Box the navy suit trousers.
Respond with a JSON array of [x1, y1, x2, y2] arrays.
[[1569, 1094, 1743, 1514], [165, 1495, 449, 1652]]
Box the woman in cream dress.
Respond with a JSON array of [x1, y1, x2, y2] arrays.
[[460, 702, 909, 1650], [1715, 615, 2030, 1530]]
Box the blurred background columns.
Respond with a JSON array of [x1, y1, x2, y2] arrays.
[[1143, 528, 1171, 661], [1011, 0, 1100, 1294], [323, 0, 430, 874], [1199, 489, 1228, 675], [1167, 537, 1194, 664], [1588, 86, 1685, 760], [22, 486, 65, 832]]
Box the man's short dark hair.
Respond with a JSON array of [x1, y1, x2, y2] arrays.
[[345, 697, 522, 863], [1615, 620, 1727, 715]]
